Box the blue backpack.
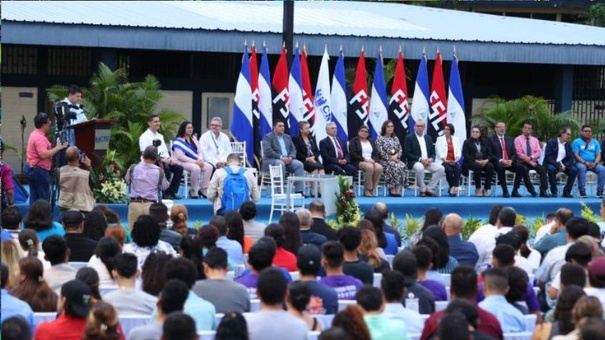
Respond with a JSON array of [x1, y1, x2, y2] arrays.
[[220, 167, 249, 213]]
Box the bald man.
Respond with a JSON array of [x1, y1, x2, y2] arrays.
[[58, 146, 95, 212], [443, 213, 479, 267]]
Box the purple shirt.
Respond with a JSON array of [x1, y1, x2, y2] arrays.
[[235, 273, 259, 299], [319, 275, 363, 300], [418, 280, 448, 301], [476, 281, 539, 313], [125, 162, 169, 201]]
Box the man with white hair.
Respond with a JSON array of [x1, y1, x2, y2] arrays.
[[200, 117, 233, 171], [296, 208, 327, 249], [444, 213, 479, 267], [404, 119, 445, 197], [319, 122, 357, 176]]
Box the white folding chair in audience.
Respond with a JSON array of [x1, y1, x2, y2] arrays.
[[316, 314, 335, 329], [308, 331, 320, 340], [215, 313, 224, 326], [373, 273, 382, 287], [69, 262, 88, 270], [250, 299, 261, 312], [119, 315, 151, 338], [385, 255, 394, 266], [226, 271, 235, 281], [290, 272, 300, 281], [34, 312, 57, 325], [503, 332, 532, 340], [198, 330, 216, 340], [338, 300, 356, 311], [524, 314, 537, 333], [435, 301, 448, 311], [233, 264, 246, 279], [441, 274, 451, 287]]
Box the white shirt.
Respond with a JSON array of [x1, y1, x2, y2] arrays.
[[514, 255, 535, 277], [468, 224, 511, 272], [584, 287, 605, 311], [361, 140, 373, 159], [139, 128, 170, 160], [534, 221, 555, 244], [383, 302, 424, 334], [557, 140, 567, 163], [536, 243, 571, 307], [415, 133, 428, 160], [200, 130, 232, 166]]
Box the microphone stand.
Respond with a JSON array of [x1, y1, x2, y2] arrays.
[[20, 115, 26, 178]]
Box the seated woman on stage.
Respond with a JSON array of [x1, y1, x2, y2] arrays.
[[349, 125, 383, 197], [435, 123, 462, 197], [292, 121, 325, 193], [375, 120, 408, 197], [462, 125, 495, 197], [172, 121, 213, 199]]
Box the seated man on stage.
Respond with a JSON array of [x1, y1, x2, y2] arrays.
[[543, 127, 576, 198], [572, 124, 605, 198], [139, 114, 183, 200], [261, 121, 305, 195], [514, 121, 549, 197], [199, 117, 233, 171], [58, 146, 95, 213], [404, 119, 445, 197], [487, 121, 526, 198], [319, 122, 357, 177]]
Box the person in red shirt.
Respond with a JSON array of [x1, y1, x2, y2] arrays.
[[420, 265, 504, 340], [264, 223, 297, 271], [34, 279, 91, 340]]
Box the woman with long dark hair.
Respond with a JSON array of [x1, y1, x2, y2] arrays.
[[331, 305, 371, 340], [172, 121, 213, 198], [287, 281, 322, 331], [408, 207, 443, 248], [422, 225, 459, 274], [292, 120, 325, 194], [225, 210, 253, 254], [23, 199, 64, 241], [87, 237, 121, 288], [279, 212, 303, 256], [11, 256, 57, 312], [76, 267, 103, 305], [532, 285, 587, 340]]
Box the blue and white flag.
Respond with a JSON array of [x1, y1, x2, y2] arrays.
[[369, 51, 388, 139], [330, 49, 348, 142], [313, 47, 331, 146], [258, 46, 273, 137], [231, 46, 254, 166], [410, 53, 430, 134], [447, 53, 467, 143], [288, 47, 303, 137]]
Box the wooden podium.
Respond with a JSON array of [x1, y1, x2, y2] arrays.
[[70, 119, 117, 159]]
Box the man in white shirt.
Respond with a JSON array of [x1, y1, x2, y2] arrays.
[[199, 117, 233, 170], [403, 119, 445, 197], [138, 114, 183, 200], [381, 269, 424, 334], [534, 212, 557, 244], [468, 205, 515, 272]]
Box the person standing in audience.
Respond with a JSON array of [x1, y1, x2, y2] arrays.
[[356, 286, 408, 340], [411, 244, 447, 301], [381, 270, 424, 334], [162, 312, 198, 340], [261, 120, 305, 195], [534, 208, 574, 257], [10, 257, 57, 312], [444, 213, 479, 267], [337, 226, 374, 285], [392, 249, 436, 315], [149, 202, 182, 251], [421, 265, 503, 340], [34, 280, 91, 340], [211, 216, 244, 265], [1, 262, 35, 335], [349, 125, 384, 197], [331, 305, 372, 340], [478, 268, 526, 333], [128, 279, 190, 340], [319, 241, 363, 300], [287, 281, 323, 332], [192, 247, 250, 313], [171, 120, 213, 199], [200, 117, 233, 172], [240, 201, 266, 243], [244, 268, 309, 340], [296, 245, 338, 315], [122, 215, 177, 270], [102, 253, 157, 314], [319, 122, 358, 177], [309, 200, 337, 241], [58, 146, 95, 212], [235, 237, 277, 299], [296, 209, 327, 249], [42, 235, 76, 294], [264, 223, 297, 271], [62, 210, 97, 262], [572, 124, 605, 198]]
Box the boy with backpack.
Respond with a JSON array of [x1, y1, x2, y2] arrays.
[[207, 153, 260, 215]]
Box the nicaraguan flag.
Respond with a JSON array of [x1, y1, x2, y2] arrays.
[[330, 49, 348, 142], [288, 47, 304, 137], [231, 46, 254, 166], [447, 53, 467, 143], [410, 53, 430, 134], [313, 47, 331, 146], [369, 51, 388, 139], [258, 46, 273, 137]]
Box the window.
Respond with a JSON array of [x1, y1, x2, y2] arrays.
[[201, 93, 234, 133]]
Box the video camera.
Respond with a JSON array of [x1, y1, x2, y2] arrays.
[[53, 101, 78, 131]]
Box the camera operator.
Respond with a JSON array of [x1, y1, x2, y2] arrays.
[[25, 113, 68, 205], [58, 146, 95, 213], [138, 114, 183, 200]]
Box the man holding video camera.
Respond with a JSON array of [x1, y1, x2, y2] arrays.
[[139, 114, 183, 200], [58, 146, 95, 213]]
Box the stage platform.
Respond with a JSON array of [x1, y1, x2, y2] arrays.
[[14, 187, 603, 226]]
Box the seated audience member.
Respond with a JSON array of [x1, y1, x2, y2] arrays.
[[392, 249, 436, 315], [159, 257, 216, 331], [585, 256, 605, 308], [415, 237, 448, 286], [513, 225, 542, 271], [495, 231, 534, 276], [422, 225, 460, 274], [580, 317, 605, 340], [408, 207, 444, 248], [141, 251, 173, 297], [149, 202, 182, 251], [179, 236, 205, 280], [468, 205, 503, 271], [163, 312, 198, 340], [381, 270, 424, 334], [552, 296, 604, 340], [533, 285, 586, 340], [309, 200, 338, 241], [357, 226, 390, 273], [129, 279, 190, 340], [2, 316, 32, 340], [296, 208, 327, 249], [215, 312, 249, 340], [318, 241, 364, 300], [1, 206, 22, 240], [411, 244, 448, 301], [478, 268, 526, 332], [82, 302, 121, 340], [356, 286, 408, 340], [235, 237, 277, 298], [279, 212, 303, 256], [34, 280, 91, 340], [82, 210, 108, 241], [332, 305, 372, 340], [102, 253, 158, 314], [1, 262, 35, 334], [544, 264, 588, 323], [240, 200, 266, 242], [75, 268, 102, 305], [548, 242, 592, 300], [287, 281, 323, 332], [170, 204, 196, 237], [445, 299, 497, 340], [211, 215, 244, 265], [122, 215, 177, 269], [504, 266, 530, 314], [365, 210, 398, 255], [11, 257, 57, 312], [338, 226, 374, 285], [1, 239, 22, 290], [264, 223, 297, 271], [61, 210, 97, 262], [87, 237, 121, 288], [421, 265, 503, 340], [244, 268, 309, 340], [18, 229, 50, 269], [42, 235, 76, 293], [104, 225, 126, 247], [192, 247, 250, 313], [224, 210, 253, 254], [371, 202, 402, 247], [23, 199, 65, 242], [534, 208, 574, 257], [296, 245, 338, 314], [438, 312, 471, 340], [444, 213, 479, 267]]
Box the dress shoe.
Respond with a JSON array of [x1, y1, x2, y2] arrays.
[[530, 191, 538, 198], [539, 191, 550, 198], [503, 192, 511, 198], [198, 190, 208, 199], [164, 194, 181, 200], [295, 191, 309, 198], [562, 193, 574, 198], [188, 191, 199, 199], [364, 190, 375, 197], [511, 191, 522, 198], [598, 189, 604, 198], [425, 190, 437, 197], [579, 191, 587, 198]]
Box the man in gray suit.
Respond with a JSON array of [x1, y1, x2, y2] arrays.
[[262, 121, 305, 194], [404, 119, 445, 197]]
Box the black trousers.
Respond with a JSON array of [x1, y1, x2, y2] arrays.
[[163, 163, 184, 196], [493, 161, 526, 193], [519, 162, 548, 193]]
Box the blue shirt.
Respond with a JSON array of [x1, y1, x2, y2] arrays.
[[383, 232, 398, 255], [1, 289, 36, 335], [448, 235, 479, 267], [534, 230, 567, 257], [572, 138, 601, 162], [278, 136, 288, 157], [1, 228, 13, 241], [151, 291, 215, 331], [216, 236, 244, 265], [302, 280, 339, 314], [478, 295, 526, 333], [36, 222, 65, 242]]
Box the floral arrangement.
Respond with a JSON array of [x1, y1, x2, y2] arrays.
[[93, 150, 128, 203], [334, 175, 361, 226]]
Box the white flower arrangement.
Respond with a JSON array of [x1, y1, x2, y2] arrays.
[[99, 179, 128, 203]]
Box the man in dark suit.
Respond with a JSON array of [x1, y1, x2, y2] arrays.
[[309, 200, 337, 241], [544, 127, 577, 198], [404, 119, 445, 197], [319, 122, 357, 176], [261, 120, 305, 194], [487, 121, 525, 198]]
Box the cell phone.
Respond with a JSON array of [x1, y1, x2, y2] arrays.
[[79, 152, 86, 163]]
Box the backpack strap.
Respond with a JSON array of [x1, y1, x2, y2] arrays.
[[127, 164, 137, 196], [157, 167, 165, 200]]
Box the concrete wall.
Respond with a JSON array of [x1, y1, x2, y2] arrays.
[[1, 87, 38, 174]]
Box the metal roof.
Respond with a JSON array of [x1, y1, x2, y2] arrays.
[[3, 1, 605, 64]]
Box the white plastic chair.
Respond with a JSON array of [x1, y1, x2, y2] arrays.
[[69, 262, 88, 270], [337, 299, 356, 311], [524, 314, 537, 333], [373, 273, 382, 287], [408, 169, 443, 196], [33, 312, 57, 326], [268, 165, 304, 223], [316, 314, 335, 329], [290, 272, 300, 281], [308, 331, 320, 340], [215, 313, 224, 325], [198, 330, 216, 340], [119, 315, 151, 338], [503, 332, 533, 340], [250, 299, 261, 312], [435, 300, 449, 311], [441, 274, 451, 287]]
